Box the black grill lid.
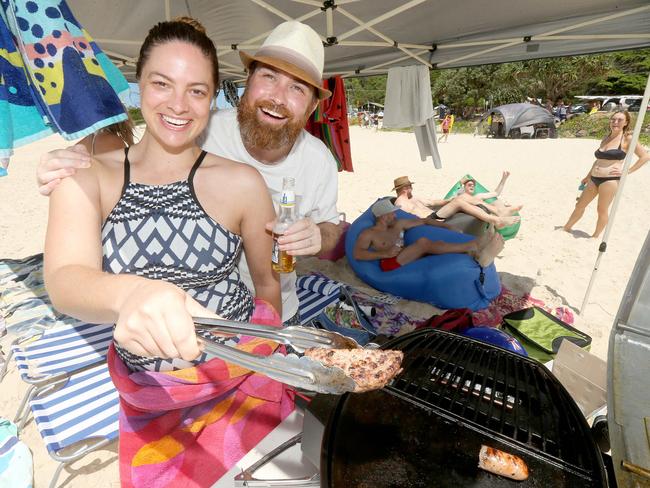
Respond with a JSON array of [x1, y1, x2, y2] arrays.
[[383, 328, 605, 478]]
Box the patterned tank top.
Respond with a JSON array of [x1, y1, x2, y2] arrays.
[[102, 148, 254, 371]]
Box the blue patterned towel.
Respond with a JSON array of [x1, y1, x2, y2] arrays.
[[0, 0, 128, 166]]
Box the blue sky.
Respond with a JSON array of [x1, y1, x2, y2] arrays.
[[123, 83, 244, 110]]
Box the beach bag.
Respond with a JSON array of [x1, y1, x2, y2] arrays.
[[310, 286, 376, 346], [502, 307, 591, 362]]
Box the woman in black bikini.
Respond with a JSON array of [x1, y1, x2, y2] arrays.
[[563, 110, 649, 238]]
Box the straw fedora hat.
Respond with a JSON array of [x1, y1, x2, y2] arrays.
[[239, 21, 332, 100], [392, 176, 414, 191]]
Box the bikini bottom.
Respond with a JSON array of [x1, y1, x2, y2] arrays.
[[590, 176, 620, 187]]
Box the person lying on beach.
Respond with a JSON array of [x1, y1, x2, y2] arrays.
[[353, 198, 504, 271], [393, 173, 520, 229], [454, 173, 522, 216]]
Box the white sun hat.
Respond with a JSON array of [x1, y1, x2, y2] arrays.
[[371, 198, 401, 218], [239, 21, 331, 100]]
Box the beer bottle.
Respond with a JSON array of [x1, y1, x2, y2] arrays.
[[272, 177, 297, 273]]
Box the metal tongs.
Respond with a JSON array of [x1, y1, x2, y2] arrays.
[[194, 317, 362, 394]]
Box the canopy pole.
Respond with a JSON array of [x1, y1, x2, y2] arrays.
[[580, 70, 650, 315]]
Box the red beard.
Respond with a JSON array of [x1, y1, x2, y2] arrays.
[[237, 94, 308, 151]]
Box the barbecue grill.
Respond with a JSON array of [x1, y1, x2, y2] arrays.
[[235, 327, 608, 487], [307, 328, 608, 487]]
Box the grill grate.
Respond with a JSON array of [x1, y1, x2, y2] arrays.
[[385, 329, 602, 477]]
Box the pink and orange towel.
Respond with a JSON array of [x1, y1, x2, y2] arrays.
[[107, 300, 295, 487]]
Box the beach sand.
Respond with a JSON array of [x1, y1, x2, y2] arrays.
[[1, 126, 649, 486]]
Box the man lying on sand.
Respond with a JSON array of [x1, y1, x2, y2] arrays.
[[393, 173, 521, 229], [353, 198, 504, 271]]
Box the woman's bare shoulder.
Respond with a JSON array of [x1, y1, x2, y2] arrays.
[[79, 131, 126, 155], [91, 147, 127, 175]]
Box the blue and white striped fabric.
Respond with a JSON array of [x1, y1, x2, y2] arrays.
[[13, 322, 113, 381], [30, 363, 118, 454], [296, 275, 342, 324]]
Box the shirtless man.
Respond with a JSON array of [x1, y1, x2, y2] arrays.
[[393, 174, 520, 229], [353, 198, 504, 271]]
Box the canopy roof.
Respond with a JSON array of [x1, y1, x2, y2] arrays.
[[69, 0, 650, 82], [487, 103, 555, 135]]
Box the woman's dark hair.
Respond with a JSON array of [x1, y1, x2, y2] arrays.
[[135, 17, 219, 95]]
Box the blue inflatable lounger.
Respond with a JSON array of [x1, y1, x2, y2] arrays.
[[345, 202, 501, 311]]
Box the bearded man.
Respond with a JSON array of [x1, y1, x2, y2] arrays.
[[36, 21, 341, 325]]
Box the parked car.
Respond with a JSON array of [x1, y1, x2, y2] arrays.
[[568, 103, 590, 119], [626, 98, 650, 112], [601, 96, 642, 111]]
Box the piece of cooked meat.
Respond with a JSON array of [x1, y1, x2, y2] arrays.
[[304, 348, 403, 393], [478, 445, 529, 481]]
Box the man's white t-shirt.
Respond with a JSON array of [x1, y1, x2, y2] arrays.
[[200, 108, 339, 321]]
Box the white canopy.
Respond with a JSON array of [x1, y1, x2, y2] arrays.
[[69, 0, 650, 82]]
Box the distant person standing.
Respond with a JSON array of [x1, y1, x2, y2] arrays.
[[557, 99, 568, 123], [544, 99, 554, 114], [438, 115, 452, 143], [563, 111, 649, 238]]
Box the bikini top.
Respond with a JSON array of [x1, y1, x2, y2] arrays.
[[594, 135, 626, 160]]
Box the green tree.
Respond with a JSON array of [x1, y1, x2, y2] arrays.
[[515, 55, 611, 102], [592, 48, 650, 94], [345, 75, 387, 110]]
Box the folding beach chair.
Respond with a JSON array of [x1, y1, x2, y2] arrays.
[[29, 362, 119, 488], [0, 256, 119, 486], [0, 320, 118, 487], [7, 322, 114, 428], [296, 274, 342, 324]]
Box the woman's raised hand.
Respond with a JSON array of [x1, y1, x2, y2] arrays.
[[114, 280, 218, 361]]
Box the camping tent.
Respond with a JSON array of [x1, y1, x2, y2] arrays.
[[484, 103, 555, 138], [68, 1, 650, 82]]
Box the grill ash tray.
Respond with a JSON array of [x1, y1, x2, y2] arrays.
[[317, 328, 607, 488]]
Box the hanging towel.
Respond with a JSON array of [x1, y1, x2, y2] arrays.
[[414, 117, 442, 169], [107, 299, 295, 488], [0, 0, 128, 165], [305, 76, 353, 172], [383, 65, 442, 168]]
